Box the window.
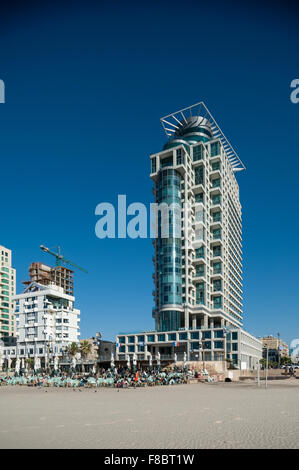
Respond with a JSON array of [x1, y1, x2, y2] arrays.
[[191, 331, 199, 340], [151, 157, 156, 173], [213, 211, 221, 222], [194, 166, 204, 186], [212, 178, 221, 188], [160, 155, 173, 168], [195, 247, 205, 259], [213, 279, 222, 292], [147, 335, 155, 342], [179, 332, 187, 340], [213, 296, 222, 309], [195, 265, 205, 277], [128, 336, 135, 344], [168, 333, 176, 341], [177, 148, 184, 165], [196, 282, 205, 305], [202, 331, 211, 339], [210, 141, 220, 157], [212, 161, 220, 171], [213, 246, 222, 257], [158, 334, 165, 342], [193, 145, 203, 162], [214, 329, 224, 338], [212, 228, 221, 240], [195, 193, 204, 203], [214, 341, 224, 349]]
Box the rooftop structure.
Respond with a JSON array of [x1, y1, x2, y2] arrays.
[[23, 262, 74, 296]]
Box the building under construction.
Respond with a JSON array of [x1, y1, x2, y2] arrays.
[[23, 262, 74, 295]]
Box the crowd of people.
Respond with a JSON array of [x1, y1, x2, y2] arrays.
[[0, 367, 201, 388]]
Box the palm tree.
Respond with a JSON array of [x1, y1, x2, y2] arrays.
[[66, 342, 79, 359], [26, 358, 34, 372], [80, 340, 92, 373]]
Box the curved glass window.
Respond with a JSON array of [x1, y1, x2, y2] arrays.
[[157, 169, 182, 308]]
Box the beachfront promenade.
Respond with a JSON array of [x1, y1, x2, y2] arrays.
[[0, 380, 298, 449]]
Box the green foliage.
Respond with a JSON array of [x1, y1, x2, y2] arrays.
[[66, 342, 79, 357], [80, 340, 92, 358]]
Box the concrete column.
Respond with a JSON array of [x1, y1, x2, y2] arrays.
[[192, 316, 196, 330], [184, 308, 189, 329], [210, 318, 214, 329], [203, 314, 208, 328], [220, 317, 225, 327], [187, 341, 190, 361]]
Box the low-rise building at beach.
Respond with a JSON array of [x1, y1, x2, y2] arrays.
[[261, 335, 289, 362], [116, 327, 262, 370]]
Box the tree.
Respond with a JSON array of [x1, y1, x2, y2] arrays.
[[80, 340, 92, 373], [280, 356, 292, 366], [259, 358, 267, 368], [26, 358, 34, 371], [66, 342, 79, 358]]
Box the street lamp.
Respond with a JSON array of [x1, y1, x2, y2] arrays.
[[265, 344, 269, 389]]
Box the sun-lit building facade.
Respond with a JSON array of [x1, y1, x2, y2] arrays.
[[115, 102, 262, 369]]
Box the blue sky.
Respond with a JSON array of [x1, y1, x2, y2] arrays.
[[0, 0, 298, 345]]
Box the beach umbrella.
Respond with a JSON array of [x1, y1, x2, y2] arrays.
[[183, 352, 187, 370], [21, 357, 25, 370], [148, 353, 152, 369], [133, 353, 137, 372], [34, 356, 39, 372], [72, 356, 77, 373], [54, 354, 59, 372], [174, 353, 177, 366], [157, 351, 161, 368], [15, 357, 20, 375], [111, 352, 115, 369]]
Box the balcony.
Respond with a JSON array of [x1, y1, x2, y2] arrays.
[[210, 185, 222, 196], [211, 271, 223, 280], [210, 169, 221, 179]]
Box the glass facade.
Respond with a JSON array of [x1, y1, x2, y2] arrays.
[[157, 169, 182, 309], [157, 310, 181, 332]]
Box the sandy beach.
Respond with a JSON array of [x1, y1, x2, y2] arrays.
[[0, 380, 298, 449]]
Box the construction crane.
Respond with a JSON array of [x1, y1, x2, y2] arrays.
[[40, 245, 88, 273]]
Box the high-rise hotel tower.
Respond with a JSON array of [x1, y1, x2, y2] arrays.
[[115, 102, 262, 369], [150, 102, 244, 332]]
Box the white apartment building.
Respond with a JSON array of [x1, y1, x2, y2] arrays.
[[10, 282, 80, 361], [0, 245, 16, 343]]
